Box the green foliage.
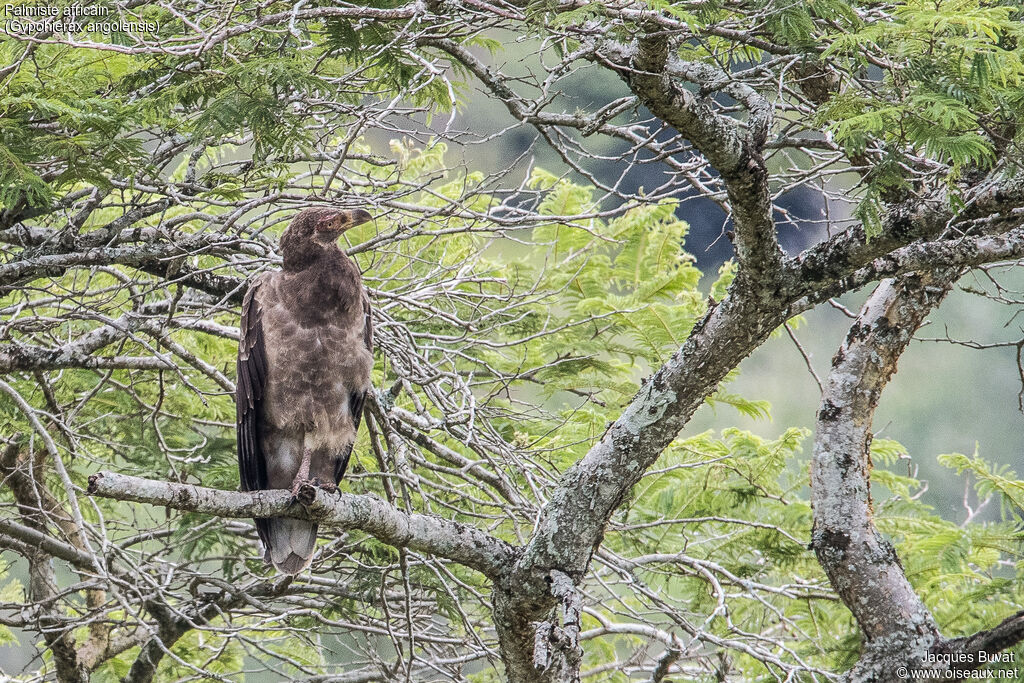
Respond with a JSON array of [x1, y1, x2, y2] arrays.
[[0, 575, 23, 648], [324, 18, 458, 110], [815, 0, 1024, 233], [0, 50, 146, 208], [0, 127, 818, 676], [939, 448, 1024, 518], [4, 134, 1022, 682], [92, 626, 246, 683], [870, 446, 1024, 642]]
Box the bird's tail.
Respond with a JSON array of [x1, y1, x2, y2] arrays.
[[263, 518, 318, 574]]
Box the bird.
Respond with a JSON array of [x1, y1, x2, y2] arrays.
[[236, 207, 375, 574]]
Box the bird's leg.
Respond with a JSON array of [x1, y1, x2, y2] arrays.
[[290, 447, 314, 500]]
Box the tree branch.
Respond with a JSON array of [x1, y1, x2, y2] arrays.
[[811, 271, 957, 643], [940, 610, 1024, 667], [85, 471, 517, 580], [791, 174, 1024, 296], [0, 236, 249, 302], [0, 517, 95, 569], [491, 286, 790, 679], [839, 224, 1024, 292], [602, 33, 780, 276]]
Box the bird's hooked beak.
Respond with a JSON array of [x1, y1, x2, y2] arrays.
[[314, 208, 374, 235]]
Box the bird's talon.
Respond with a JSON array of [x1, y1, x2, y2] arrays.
[[294, 480, 318, 506], [289, 478, 317, 504]]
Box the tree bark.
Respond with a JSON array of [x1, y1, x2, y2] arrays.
[[812, 270, 1024, 681]]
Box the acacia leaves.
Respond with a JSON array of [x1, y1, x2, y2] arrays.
[[815, 0, 1024, 233], [872, 445, 1024, 643], [0, 49, 146, 209]]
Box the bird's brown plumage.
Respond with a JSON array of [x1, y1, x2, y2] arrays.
[[237, 207, 374, 574]]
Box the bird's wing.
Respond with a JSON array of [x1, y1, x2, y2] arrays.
[[334, 291, 373, 485], [236, 273, 269, 493], [363, 289, 374, 356], [350, 290, 374, 433]]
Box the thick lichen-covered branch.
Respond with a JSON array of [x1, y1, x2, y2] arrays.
[[811, 271, 1024, 681], [811, 273, 955, 643]]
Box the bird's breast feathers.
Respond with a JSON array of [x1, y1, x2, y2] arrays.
[[255, 273, 373, 433]]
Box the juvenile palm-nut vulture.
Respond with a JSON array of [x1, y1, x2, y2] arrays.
[[236, 207, 374, 574]]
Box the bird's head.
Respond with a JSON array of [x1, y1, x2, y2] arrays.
[[280, 207, 373, 271]]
